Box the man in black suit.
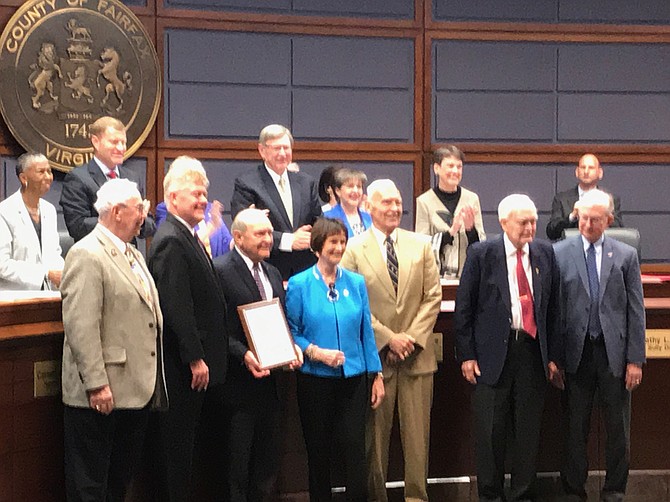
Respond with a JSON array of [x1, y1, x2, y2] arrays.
[[213, 207, 301, 502], [552, 189, 645, 502], [60, 116, 156, 243], [148, 156, 228, 502], [546, 153, 623, 240], [230, 124, 322, 280], [455, 194, 561, 502]]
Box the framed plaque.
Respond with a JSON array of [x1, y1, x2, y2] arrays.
[[237, 298, 299, 370]]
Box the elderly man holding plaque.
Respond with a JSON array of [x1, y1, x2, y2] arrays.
[[286, 217, 384, 502], [213, 208, 301, 502]]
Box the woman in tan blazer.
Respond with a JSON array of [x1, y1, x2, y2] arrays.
[[415, 145, 485, 277]]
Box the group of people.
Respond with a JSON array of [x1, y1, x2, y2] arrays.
[[0, 116, 645, 502]]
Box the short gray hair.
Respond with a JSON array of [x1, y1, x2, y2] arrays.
[[16, 152, 48, 177], [231, 208, 272, 234], [94, 178, 141, 216], [259, 124, 293, 146], [163, 156, 209, 198], [574, 189, 614, 215], [367, 179, 398, 199], [498, 194, 537, 221]]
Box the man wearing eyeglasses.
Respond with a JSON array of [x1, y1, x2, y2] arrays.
[[230, 124, 322, 280], [552, 189, 645, 501]]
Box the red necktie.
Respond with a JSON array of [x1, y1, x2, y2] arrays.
[[516, 250, 537, 338], [107, 170, 117, 179]]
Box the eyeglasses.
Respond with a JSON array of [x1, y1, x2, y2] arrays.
[[119, 203, 145, 213]]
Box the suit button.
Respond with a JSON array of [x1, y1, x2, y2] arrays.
[[151, 351, 156, 357], [149, 323, 154, 328]]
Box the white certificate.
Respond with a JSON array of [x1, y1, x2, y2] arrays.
[[237, 298, 298, 370]]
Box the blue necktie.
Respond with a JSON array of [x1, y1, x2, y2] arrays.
[[586, 243, 602, 339]]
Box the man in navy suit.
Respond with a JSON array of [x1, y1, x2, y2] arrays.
[[230, 124, 322, 280], [455, 194, 561, 502], [60, 116, 155, 243], [213, 208, 301, 502], [546, 153, 623, 240], [552, 189, 645, 502]]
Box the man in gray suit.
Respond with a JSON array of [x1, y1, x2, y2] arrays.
[[552, 189, 645, 502], [61, 178, 166, 501]]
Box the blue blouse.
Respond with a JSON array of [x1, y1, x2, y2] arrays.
[[286, 265, 381, 378], [323, 203, 372, 238]]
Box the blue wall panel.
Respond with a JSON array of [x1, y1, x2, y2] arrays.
[[293, 37, 412, 89], [559, 0, 670, 24], [164, 0, 413, 19], [434, 40, 670, 144], [557, 95, 670, 142], [293, 89, 412, 141], [168, 84, 291, 138], [435, 42, 556, 92], [558, 45, 670, 92], [434, 0, 670, 24], [167, 30, 291, 85], [435, 93, 555, 142], [433, 0, 557, 22], [165, 29, 414, 142]]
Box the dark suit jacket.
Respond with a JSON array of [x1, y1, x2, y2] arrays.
[[148, 213, 227, 386], [553, 235, 645, 378], [454, 235, 560, 386], [60, 159, 156, 242], [213, 248, 285, 397], [546, 185, 623, 240], [230, 165, 322, 279]]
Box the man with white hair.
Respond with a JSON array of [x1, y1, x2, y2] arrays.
[[231, 124, 322, 280], [455, 194, 560, 502], [552, 189, 645, 502], [341, 179, 441, 502], [60, 178, 166, 501], [148, 155, 228, 501]]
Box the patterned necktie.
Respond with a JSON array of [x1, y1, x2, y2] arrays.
[[385, 235, 398, 293], [252, 263, 267, 301], [125, 246, 153, 307], [107, 169, 117, 179], [278, 176, 293, 225], [194, 232, 213, 268], [586, 243, 602, 339], [516, 250, 537, 338]]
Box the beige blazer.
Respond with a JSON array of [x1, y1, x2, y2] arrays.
[[340, 228, 441, 376], [415, 186, 485, 276], [61, 225, 165, 409]]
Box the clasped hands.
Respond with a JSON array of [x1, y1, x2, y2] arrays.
[[449, 205, 477, 236], [386, 333, 416, 365]]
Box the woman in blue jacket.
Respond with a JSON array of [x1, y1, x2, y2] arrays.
[[286, 217, 384, 502], [323, 168, 372, 238]]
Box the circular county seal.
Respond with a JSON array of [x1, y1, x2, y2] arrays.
[[0, 0, 161, 172]]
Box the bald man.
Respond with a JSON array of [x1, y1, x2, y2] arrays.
[[546, 154, 623, 240]]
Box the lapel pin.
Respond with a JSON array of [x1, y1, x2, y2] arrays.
[[111, 249, 117, 257], [535, 267, 539, 275], [608, 252, 613, 258]]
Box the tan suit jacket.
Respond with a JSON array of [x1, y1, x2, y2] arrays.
[[341, 228, 441, 375], [61, 225, 165, 409]]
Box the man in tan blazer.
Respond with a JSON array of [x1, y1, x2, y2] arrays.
[[341, 179, 441, 502], [61, 178, 166, 501]]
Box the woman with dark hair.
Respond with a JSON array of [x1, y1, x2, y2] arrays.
[[0, 152, 63, 290], [286, 217, 384, 502], [317, 165, 342, 212], [415, 145, 485, 277], [323, 168, 372, 237]]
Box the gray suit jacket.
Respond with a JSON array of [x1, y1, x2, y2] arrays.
[[61, 225, 165, 408], [553, 235, 645, 378]]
